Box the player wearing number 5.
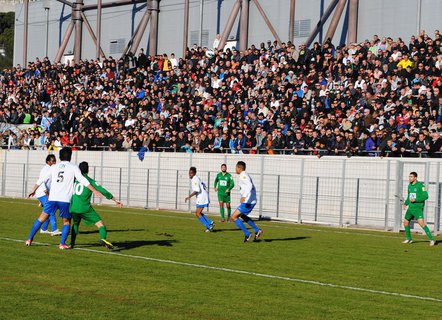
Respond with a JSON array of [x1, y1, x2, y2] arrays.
[[27, 147, 104, 249], [402, 171, 436, 246], [214, 164, 235, 222], [70, 162, 123, 250]]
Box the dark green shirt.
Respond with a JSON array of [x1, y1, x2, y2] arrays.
[[404, 181, 428, 211], [70, 175, 113, 213], [214, 172, 235, 194]]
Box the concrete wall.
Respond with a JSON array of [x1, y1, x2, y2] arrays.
[[1, 150, 442, 233], [14, 0, 442, 65]]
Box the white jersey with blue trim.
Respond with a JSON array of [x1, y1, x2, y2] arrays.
[[191, 175, 210, 205], [35, 164, 52, 198], [238, 171, 257, 204], [37, 161, 90, 203]]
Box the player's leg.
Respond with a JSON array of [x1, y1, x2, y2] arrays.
[[26, 211, 50, 245], [195, 206, 213, 231], [26, 200, 55, 245], [38, 196, 51, 233], [240, 213, 261, 234], [231, 209, 252, 241], [218, 200, 225, 222], [95, 220, 114, 249], [403, 211, 413, 243], [58, 202, 72, 249], [201, 209, 214, 230], [49, 212, 61, 235], [70, 214, 81, 248], [417, 218, 436, 245], [226, 202, 232, 222]]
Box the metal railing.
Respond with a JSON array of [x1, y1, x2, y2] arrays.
[[2, 142, 441, 158]]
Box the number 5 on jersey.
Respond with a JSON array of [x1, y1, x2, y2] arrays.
[[57, 171, 65, 183]]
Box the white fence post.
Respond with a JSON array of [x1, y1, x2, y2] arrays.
[[339, 159, 346, 226], [2, 151, 7, 196], [384, 160, 391, 230], [297, 158, 305, 223], [393, 161, 404, 232], [156, 152, 161, 210], [258, 155, 265, 219], [423, 161, 430, 226], [188, 153, 192, 212], [24, 149, 30, 197], [127, 151, 132, 206], [434, 163, 441, 233], [100, 150, 104, 204]]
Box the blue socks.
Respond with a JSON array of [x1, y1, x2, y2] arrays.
[[41, 219, 49, 232], [49, 214, 57, 232], [198, 214, 213, 229], [60, 225, 70, 245], [198, 216, 209, 228], [28, 219, 42, 241], [40, 214, 57, 232], [246, 220, 260, 233], [234, 219, 251, 236], [202, 214, 213, 226]]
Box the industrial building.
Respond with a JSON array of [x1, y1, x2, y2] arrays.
[[11, 0, 442, 66]]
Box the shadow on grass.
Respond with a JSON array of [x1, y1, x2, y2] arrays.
[[79, 228, 146, 235], [212, 228, 242, 233], [113, 239, 178, 251], [259, 236, 310, 243]]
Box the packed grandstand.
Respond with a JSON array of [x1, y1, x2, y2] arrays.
[[1, 31, 441, 157]]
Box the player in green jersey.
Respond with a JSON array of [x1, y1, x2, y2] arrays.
[[402, 172, 436, 246], [70, 162, 123, 250], [214, 164, 235, 222]]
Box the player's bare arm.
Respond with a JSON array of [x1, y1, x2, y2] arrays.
[[185, 191, 198, 202]]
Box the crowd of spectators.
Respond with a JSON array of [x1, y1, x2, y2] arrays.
[[1, 30, 442, 157]]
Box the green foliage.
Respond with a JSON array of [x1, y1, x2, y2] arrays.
[[0, 12, 14, 69], [1, 198, 442, 319]]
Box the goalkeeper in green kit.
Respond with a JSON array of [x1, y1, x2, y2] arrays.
[[70, 162, 123, 249], [214, 164, 235, 222], [402, 172, 436, 246]]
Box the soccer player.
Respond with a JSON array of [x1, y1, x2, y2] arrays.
[[402, 171, 436, 246], [27, 147, 103, 249], [214, 164, 235, 222], [185, 167, 214, 232], [35, 154, 61, 236], [70, 162, 123, 250], [231, 161, 263, 242]]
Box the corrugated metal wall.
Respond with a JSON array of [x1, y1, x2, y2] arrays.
[[13, 0, 442, 66]]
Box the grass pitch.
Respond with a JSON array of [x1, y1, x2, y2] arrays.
[[1, 197, 441, 320]]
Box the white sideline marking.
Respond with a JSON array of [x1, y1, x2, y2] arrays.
[[1, 236, 441, 303]]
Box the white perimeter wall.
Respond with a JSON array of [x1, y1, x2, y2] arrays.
[[1, 150, 442, 232]]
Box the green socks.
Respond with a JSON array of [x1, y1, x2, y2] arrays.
[[220, 207, 225, 219], [405, 225, 434, 241], [423, 225, 434, 241], [71, 222, 80, 246], [227, 207, 231, 220], [405, 225, 412, 241], [99, 226, 107, 240]]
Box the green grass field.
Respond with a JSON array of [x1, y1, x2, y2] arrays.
[[1, 197, 442, 320]]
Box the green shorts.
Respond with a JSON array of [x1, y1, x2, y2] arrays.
[[217, 193, 231, 203], [405, 210, 424, 221], [71, 208, 102, 226]]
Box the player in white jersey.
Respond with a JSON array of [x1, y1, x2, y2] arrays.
[[26, 147, 103, 249], [35, 154, 61, 235], [231, 161, 263, 242], [185, 167, 214, 232]]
